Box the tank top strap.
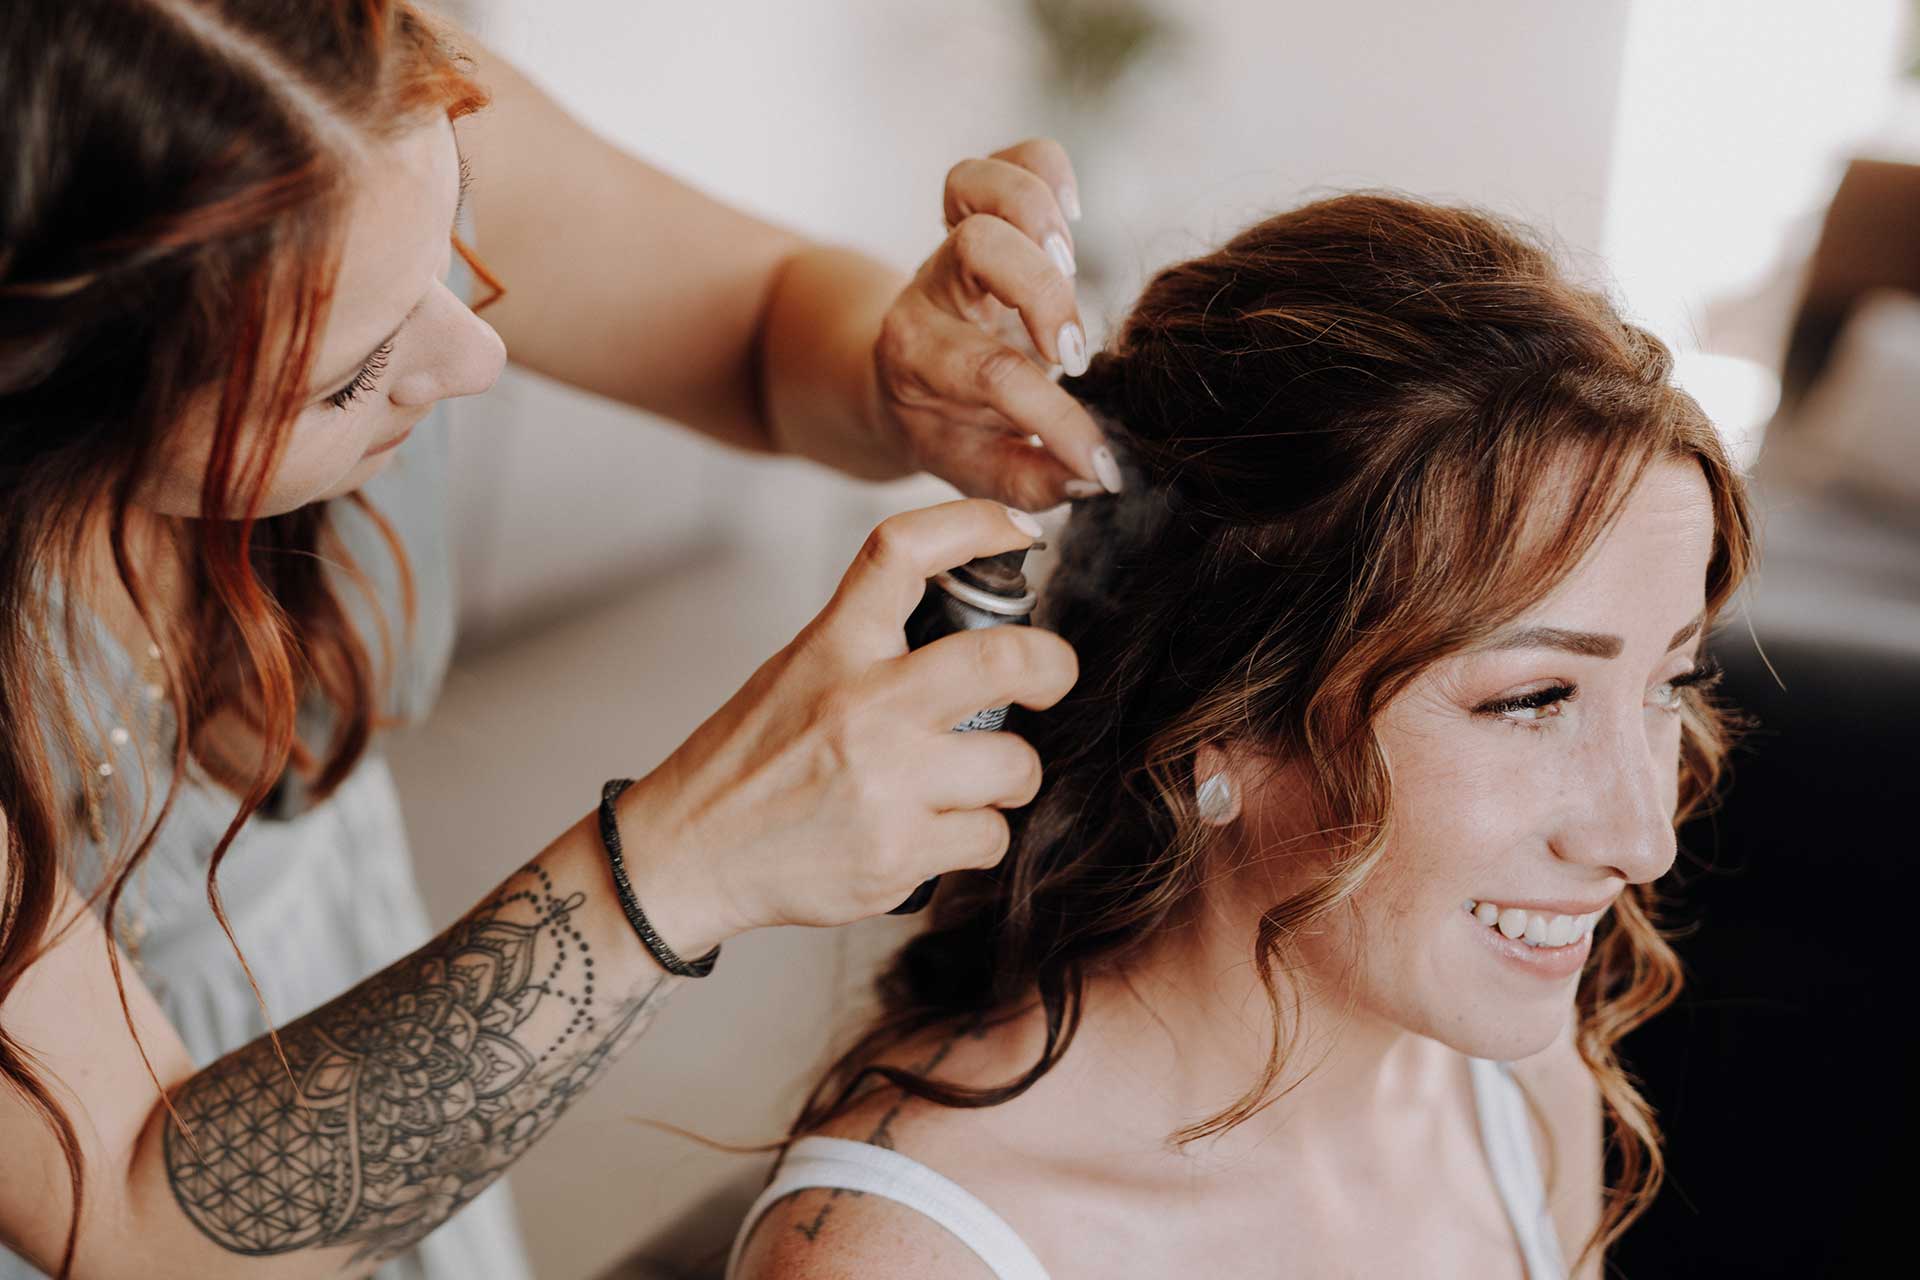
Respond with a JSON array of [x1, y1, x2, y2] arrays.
[[727, 1135, 1050, 1280], [1468, 1057, 1569, 1280]]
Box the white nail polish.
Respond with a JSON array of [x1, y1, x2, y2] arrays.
[[1059, 185, 1083, 222], [1092, 445, 1123, 494], [1057, 322, 1089, 378], [1006, 506, 1045, 538], [1044, 233, 1076, 278], [1064, 479, 1106, 499]]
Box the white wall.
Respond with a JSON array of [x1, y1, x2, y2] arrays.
[[1602, 0, 1908, 353]]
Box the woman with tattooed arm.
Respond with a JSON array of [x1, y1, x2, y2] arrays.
[[0, 3, 1100, 1277]]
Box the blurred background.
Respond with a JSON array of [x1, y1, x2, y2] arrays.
[[391, 2, 1919, 1275]]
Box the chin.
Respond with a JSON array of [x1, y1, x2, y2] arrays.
[[1424, 1007, 1568, 1064]]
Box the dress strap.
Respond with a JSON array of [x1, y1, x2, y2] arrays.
[[1468, 1057, 1570, 1280], [727, 1136, 1050, 1280]]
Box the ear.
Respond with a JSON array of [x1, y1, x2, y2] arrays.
[[1193, 742, 1243, 826]]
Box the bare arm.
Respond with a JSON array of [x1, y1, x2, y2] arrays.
[[0, 500, 1077, 1277], [449, 31, 1112, 508], [0, 806, 691, 1278], [451, 36, 907, 476]]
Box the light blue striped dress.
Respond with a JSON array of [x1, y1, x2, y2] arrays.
[[3, 251, 533, 1280]]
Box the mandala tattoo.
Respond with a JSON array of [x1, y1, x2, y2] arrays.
[[163, 861, 672, 1264]]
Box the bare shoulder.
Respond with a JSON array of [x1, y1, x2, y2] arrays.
[[731, 1174, 999, 1280], [1510, 1025, 1604, 1277], [733, 1091, 996, 1280]]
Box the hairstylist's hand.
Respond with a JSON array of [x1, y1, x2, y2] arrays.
[[616, 500, 1078, 952], [873, 138, 1122, 512]]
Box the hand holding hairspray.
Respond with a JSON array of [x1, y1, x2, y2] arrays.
[[888, 544, 1041, 915]]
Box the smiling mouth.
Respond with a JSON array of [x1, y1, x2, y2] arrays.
[[1463, 899, 1608, 949]]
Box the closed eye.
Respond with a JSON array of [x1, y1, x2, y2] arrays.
[[325, 340, 393, 410]]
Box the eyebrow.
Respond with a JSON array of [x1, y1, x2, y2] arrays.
[[311, 147, 472, 397], [1485, 614, 1703, 659]]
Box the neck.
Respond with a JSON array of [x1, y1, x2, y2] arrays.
[[1067, 879, 1457, 1164]]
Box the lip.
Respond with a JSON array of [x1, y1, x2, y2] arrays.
[[1466, 909, 1594, 979], [362, 426, 413, 458], [1470, 895, 1617, 916]]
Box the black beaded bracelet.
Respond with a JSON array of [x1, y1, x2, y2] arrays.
[[597, 778, 720, 978]]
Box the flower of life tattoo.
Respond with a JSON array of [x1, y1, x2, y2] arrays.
[[163, 861, 672, 1265]]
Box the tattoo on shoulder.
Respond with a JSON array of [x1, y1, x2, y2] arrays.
[[792, 1025, 976, 1244], [163, 861, 672, 1265]]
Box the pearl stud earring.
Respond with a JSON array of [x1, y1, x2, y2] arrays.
[[1195, 772, 1236, 826]]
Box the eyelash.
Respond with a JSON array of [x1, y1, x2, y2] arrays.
[[326, 340, 392, 410], [1475, 657, 1723, 729]]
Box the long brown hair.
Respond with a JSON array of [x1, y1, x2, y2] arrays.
[[796, 194, 1755, 1266], [0, 3, 497, 1274]]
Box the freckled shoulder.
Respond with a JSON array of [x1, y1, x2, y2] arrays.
[[732, 1174, 999, 1280], [734, 1076, 1009, 1280]]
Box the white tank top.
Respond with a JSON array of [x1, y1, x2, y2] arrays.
[[727, 1057, 1567, 1280]]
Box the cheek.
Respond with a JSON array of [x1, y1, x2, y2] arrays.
[[1377, 720, 1542, 897], [255, 411, 398, 512], [140, 396, 394, 518]]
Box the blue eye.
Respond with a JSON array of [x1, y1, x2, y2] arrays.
[[326, 341, 393, 410], [1649, 657, 1722, 712]]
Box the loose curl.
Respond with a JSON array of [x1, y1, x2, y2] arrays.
[[0, 3, 499, 1275], [794, 194, 1755, 1269]]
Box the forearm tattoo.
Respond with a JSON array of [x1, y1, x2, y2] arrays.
[[163, 861, 674, 1264]]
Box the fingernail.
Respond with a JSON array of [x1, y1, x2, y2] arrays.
[[1064, 479, 1106, 499], [1059, 185, 1083, 222], [1044, 232, 1076, 279], [1006, 506, 1045, 539], [1057, 322, 1089, 378], [1092, 445, 1123, 494]]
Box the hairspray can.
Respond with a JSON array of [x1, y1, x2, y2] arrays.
[[888, 544, 1041, 915]]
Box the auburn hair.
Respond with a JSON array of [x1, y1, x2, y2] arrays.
[[0, 2, 500, 1274], [794, 194, 1755, 1268]]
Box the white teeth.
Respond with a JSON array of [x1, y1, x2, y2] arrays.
[[1466, 901, 1608, 949]]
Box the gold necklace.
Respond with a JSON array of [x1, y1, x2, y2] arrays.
[[83, 639, 165, 973]]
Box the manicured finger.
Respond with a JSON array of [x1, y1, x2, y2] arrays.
[[988, 137, 1082, 223], [888, 624, 1079, 732], [944, 157, 1076, 277], [949, 429, 1099, 511], [930, 214, 1082, 368], [903, 306, 1116, 492], [823, 499, 1045, 641], [922, 731, 1046, 811]]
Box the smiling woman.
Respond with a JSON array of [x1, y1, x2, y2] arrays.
[[736, 195, 1756, 1280]]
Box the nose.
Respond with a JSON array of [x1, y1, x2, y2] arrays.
[[1550, 708, 1678, 885], [386, 283, 507, 408]]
